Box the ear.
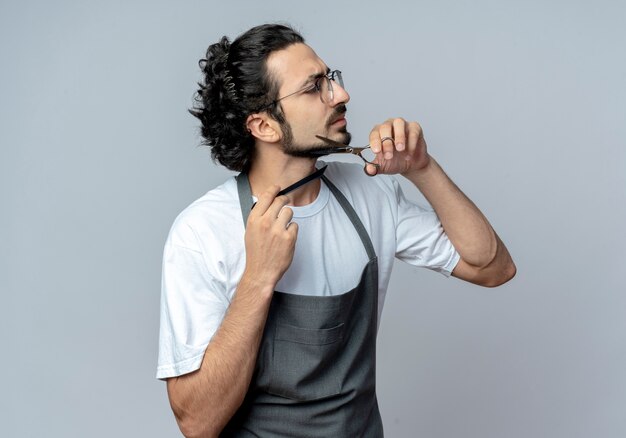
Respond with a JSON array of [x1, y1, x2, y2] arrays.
[[246, 113, 281, 143]]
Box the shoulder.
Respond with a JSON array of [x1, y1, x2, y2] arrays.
[[166, 177, 242, 251]]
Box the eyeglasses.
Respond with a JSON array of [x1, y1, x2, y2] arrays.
[[262, 70, 344, 110]]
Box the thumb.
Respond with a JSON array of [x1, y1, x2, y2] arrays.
[[364, 163, 379, 176]]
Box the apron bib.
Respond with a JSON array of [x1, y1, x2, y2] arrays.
[[222, 174, 383, 437]]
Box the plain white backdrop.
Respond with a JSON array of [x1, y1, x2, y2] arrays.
[[2, 0, 625, 436]]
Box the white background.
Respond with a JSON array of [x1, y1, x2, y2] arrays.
[[2, 0, 625, 436]]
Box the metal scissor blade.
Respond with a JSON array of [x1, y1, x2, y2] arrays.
[[315, 135, 379, 177], [315, 135, 352, 152], [308, 148, 350, 157]]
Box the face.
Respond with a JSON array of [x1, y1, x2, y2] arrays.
[[266, 43, 351, 157]]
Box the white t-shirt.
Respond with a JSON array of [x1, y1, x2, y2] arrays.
[[157, 162, 460, 379]]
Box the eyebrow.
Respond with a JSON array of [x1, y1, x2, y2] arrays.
[[298, 67, 331, 89]]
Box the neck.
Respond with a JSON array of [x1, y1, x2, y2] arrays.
[[248, 151, 321, 207]]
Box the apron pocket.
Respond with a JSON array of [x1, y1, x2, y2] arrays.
[[268, 322, 345, 401]]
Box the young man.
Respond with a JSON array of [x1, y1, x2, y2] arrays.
[[157, 24, 515, 437]]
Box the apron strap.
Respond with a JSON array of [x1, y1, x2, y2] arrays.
[[321, 175, 377, 261], [236, 166, 327, 229], [236, 171, 376, 260], [236, 172, 254, 228]]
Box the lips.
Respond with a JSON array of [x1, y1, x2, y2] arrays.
[[327, 104, 348, 127]]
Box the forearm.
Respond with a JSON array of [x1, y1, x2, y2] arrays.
[[167, 274, 274, 437], [368, 118, 514, 285], [402, 157, 500, 268]]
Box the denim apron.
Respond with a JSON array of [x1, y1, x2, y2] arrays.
[[221, 174, 383, 437]]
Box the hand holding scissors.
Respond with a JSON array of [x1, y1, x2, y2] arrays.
[[367, 118, 431, 176], [316, 118, 431, 176]]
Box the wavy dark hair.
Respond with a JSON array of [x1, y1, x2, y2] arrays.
[[189, 24, 304, 172]]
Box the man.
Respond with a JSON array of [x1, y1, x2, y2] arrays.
[[157, 23, 515, 437]]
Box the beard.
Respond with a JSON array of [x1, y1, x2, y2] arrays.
[[280, 105, 352, 158]]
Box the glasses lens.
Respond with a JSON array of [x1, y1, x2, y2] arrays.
[[333, 70, 343, 88], [319, 71, 343, 103], [318, 75, 331, 103]]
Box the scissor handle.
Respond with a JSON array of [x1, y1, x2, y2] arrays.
[[353, 147, 380, 176], [358, 138, 393, 174], [313, 135, 381, 176]]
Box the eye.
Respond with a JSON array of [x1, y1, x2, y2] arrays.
[[302, 82, 319, 94]]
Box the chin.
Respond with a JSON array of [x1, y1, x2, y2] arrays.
[[282, 127, 352, 159], [325, 126, 351, 144], [337, 129, 351, 145]]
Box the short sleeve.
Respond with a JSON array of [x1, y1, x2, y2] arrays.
[[392, 179, 460, 276], [156, 241, 229, 379]]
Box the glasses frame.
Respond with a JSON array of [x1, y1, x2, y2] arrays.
[[260, 70, 343, 111]]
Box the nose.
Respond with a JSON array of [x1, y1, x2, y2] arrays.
[[331, 80, 350, 105]]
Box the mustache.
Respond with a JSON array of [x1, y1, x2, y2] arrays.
[[326, 105, 347, 127]]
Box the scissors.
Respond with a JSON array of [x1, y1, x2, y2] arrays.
[[314, 135, 390, 175]]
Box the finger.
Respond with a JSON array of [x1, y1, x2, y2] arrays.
[[406, 123, 420, 160], [252, 185, 281, 215], [369, 125, 382, 154], [392, 118, 407, 151], [364, 163, 379, 176], [265, 194, 291, 219], [286, 221, 299, 237], [378, 121, 395, 160], [276, 205, 294, 228]]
